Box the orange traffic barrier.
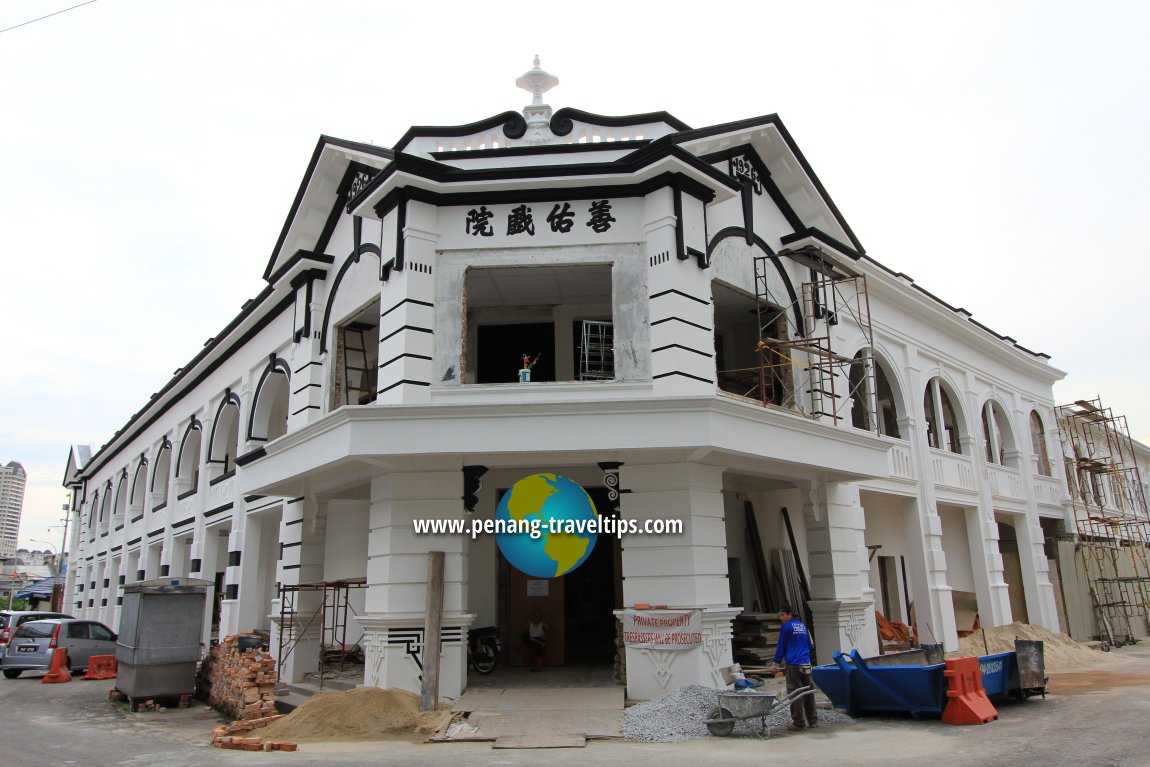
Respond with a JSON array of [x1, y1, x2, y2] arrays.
[[83, 654, 118, 680], [41, 648, 72, 684], [941, 656, 998, 725]]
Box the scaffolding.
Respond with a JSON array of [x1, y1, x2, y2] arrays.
[[752, 245, 877, 430], [578, 320, 614, 380], [1056, 397, 1150, 645], [277, 577, 368, 689]]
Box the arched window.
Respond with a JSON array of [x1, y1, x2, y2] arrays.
[[849, 351, 902, 438], [981, 400, 1017, 467], [1030, 411, 1052, 476], [250, 358, 290, 442], [208, 392, 241, 474], [924, 377, 962, 453]]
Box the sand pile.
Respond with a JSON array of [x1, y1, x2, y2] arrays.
[[950, 622, 1122, 672], [257, 687, 451, 742]]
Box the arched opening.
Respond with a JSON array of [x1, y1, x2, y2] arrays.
[[176, 420, 202, 497], [87, 491, 99, 540], [130, 459, 148, 510], [99, 483, 112, 535], [981, 400, 1017, 467], [112, 473, 129, 528], [250, 360, 290, 442], [151, 440, 172, 509], [208, 394, 241, 476], [1030, 411, 1052, 476], [849, 352, 902, 438], [924, 377, 962, 453]]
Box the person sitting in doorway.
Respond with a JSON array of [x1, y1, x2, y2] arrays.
[[522, 610, 549, 672]]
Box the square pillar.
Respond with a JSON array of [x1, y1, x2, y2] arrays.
[[1012, 510, 1061, 632], [358, 471, 471, 698], [272, 499, 327, 683], [617, 462, 735, 700], [964, 502, 1012, 627], [801, 480, 878, 660]]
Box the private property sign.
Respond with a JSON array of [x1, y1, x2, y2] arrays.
[[622, 609, 703, 650]]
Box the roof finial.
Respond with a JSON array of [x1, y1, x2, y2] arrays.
[[515, 56, 560, 145], [516, 55, 559, 107]]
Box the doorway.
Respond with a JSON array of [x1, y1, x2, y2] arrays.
[[498, 487, 621, 668]]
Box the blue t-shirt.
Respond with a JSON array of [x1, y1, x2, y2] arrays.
[[774, 617, 811, 665]]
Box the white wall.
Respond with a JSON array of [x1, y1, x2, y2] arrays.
[[324, 499, 370, 637], [938, 507, 975, 592]]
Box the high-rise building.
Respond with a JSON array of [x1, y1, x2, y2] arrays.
[[0, 461, 27, 559]]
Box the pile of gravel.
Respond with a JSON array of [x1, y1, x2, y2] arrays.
[[621, 685, 855, 742]]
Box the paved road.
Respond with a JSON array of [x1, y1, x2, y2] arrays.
[[2, 645, 1148, 767]]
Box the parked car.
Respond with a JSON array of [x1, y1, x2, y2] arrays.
[[0, 619, 117, 678], [0, 610, 73, 655]]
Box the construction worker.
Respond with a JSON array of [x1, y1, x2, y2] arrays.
[[769, 605, 817, 731]]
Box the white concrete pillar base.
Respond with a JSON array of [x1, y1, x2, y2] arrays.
[[270, 611, 322, 683], [358, 614, 474, 698], [807, 598, 878, 662], [616, 607, 740, 701]]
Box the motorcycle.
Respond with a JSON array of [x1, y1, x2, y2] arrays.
[[468, 626, 500, 674]]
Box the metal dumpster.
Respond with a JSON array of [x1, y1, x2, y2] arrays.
[[812, 640, 1046, 718], [115, 578, 212, 699], [812, 649, 949, 718]]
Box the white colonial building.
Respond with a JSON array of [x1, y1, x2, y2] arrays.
[[63, 61, 1077, 701]]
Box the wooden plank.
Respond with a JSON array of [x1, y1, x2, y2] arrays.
[[493, 735, 587, 749], [420, 551, 445, 712], [744, 501, 773, 612]]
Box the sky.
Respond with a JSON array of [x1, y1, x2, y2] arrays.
[[2, 0, 1148, 553]]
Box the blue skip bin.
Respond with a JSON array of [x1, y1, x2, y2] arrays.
[[811, 641, 1045, 719], [811, 650, 948, 718]]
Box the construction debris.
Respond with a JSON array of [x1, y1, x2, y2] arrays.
[[731, 612, 781, 668], [195, 631, 278, 720], [212, 715, 296, 751], [620, 684, 854, 742], [256, 687, 451, 742], [951, 622, 1123, 672]]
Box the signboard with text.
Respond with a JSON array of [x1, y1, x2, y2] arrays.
[[621, 609, 703, 650]]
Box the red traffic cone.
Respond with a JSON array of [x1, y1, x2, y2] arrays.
[[42, 648, 72, 684]]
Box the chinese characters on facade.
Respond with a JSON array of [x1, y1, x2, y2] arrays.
[[465, 200, 615, 237]]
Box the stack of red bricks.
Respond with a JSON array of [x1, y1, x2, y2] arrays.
[[212, 716, 297, 751], [196, 631, 278, 721]]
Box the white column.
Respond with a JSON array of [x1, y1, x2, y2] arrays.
[[905, 362, 959, 651], [801, 480, 878, 660], [964, 503, 1012, 627], [376, 201, 437, 405], [1013, 511, 1060, 631], [645, 187, 715, 395], [617, 462, 737, 701], [273, 499, 327, 683], [359, 471, 471, 698]]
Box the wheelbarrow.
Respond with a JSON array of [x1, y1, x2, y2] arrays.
[[705, 685, 816, 738]]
